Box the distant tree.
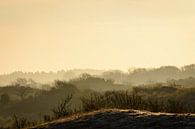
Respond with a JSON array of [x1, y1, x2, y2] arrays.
[[16, 87, 28, 100], [12, 78, 38, 88], [182, 64, 195, 75], [27, 78, 37, 87], [102, 70, 128, 84], [54, 80, 69, 89], [182, 64, 195, 71], [13, 78, 28, 87], [54, 80, 78, 93], [0, 93, 10, 105], [131, 68, 147, 74], [41, 84, 51, 90], [80, 73, 92, 80]]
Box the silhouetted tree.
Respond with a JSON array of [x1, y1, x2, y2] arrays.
[[13, 78, 28, 87]]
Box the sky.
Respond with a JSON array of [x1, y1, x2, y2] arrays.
[[0, 0, 195, 74]]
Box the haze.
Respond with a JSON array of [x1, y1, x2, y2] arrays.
[[0, 0, 195, 74]]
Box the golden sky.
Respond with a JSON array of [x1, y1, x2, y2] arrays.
[[0, 0, 195, 73]]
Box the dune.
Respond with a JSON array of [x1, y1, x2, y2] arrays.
[[27, 109, 195, 129]]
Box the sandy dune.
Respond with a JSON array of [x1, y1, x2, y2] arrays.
[[28, 109, 195, 129]]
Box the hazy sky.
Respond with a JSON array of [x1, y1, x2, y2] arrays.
[[0, 0, 195, 73]]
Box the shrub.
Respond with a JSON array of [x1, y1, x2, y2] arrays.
[[12, 115, 30, 129], [52, 94, 73, 118], [80, 89, 195, 113], [81, 91, 145, 112], [81, 92, 106, 112], [43, 115, 53, 122]]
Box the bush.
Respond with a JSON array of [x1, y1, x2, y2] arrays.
[[81, 92, 106, 112], [81, 89, 195, 113], [52, 94, 73, 118], [43, 115, 53, 122], [81, 91, 145, 112], [12, 115, 35, 129]]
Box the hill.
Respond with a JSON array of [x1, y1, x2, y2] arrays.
[[1, 64, 195, 87], [0, 69, 105, 86], [27, 109, 195, 129]]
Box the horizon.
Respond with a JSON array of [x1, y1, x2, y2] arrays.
[[0, 63, 194, 75]]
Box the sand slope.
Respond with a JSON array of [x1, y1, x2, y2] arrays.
[[28, 109, 195, 129]]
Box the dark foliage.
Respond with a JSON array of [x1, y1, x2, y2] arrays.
[[81, 87, 195, 113], [52, 94, 73, 118]]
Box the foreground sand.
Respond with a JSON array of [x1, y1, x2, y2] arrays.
[[27, 109, 195, 129]]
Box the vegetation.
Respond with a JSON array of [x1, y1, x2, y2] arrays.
[[0, 64, 195, 86], [52, 94, 73, 118], [1, 69, 195, 128], [81, 88, 195, 113]]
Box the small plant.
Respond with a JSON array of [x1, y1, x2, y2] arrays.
[[81, 92, 105, 112], [52, 94, 73, 118], [164, 99, 185, 113], [43, 115, 53, 122], [81, 91, 145, 112], [12, 115, 29, 129]]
